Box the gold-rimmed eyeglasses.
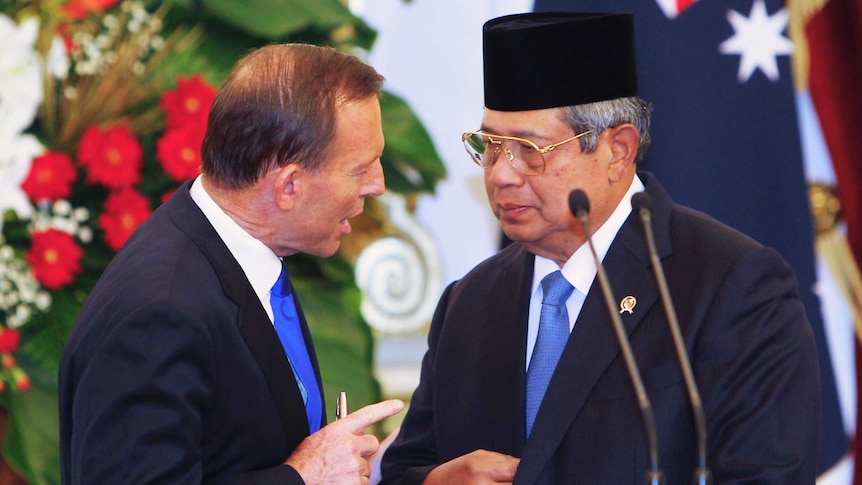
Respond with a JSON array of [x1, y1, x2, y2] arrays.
[[461, 130, 592, 176]]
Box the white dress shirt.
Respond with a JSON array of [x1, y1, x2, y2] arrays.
[[189, 175, 282, 323], [526, 175, 646, 368]]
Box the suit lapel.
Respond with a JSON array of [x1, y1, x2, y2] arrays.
[[167, 182, 309, 450], [480, 246, 534, 455], [515, 173, 673, 483]]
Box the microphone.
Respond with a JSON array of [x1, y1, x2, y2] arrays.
[[631, 192, 712, 485], [568, 189, 664, 485]]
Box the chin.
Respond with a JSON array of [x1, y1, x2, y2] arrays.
[[315, 242, 341, 258], [500, 226, 531, 244]]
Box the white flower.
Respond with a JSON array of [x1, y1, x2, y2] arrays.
[[11, 305, 31, 328], [0, 14, 43, 140], [103, 14, 118, 30], [0, 133, 42, 232], [47, 35, 70, 80], [78, 226, 93, 244], [73, 207, 90, 222], [0, 240, 47, 326], [53, 199, 72, 216], [35, 292, 51, 311]]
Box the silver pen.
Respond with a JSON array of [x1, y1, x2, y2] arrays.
[[336, 391, 348, 420]]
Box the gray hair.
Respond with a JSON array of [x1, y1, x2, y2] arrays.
[[558, 96, 653, 162]]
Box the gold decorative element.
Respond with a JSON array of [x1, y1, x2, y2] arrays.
[[810, 183, 862, 346], [787, 0, 830, 92], [809, 182, 841, 234], [619, 296, 637, 315]]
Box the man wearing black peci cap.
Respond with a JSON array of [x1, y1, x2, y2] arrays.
[[380, 12, 821, 484]]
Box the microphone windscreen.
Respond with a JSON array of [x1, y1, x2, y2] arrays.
[[569, 189, 590, 217], [631, 192, 652, 212]]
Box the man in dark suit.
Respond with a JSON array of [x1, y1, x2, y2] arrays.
[[59, 43, 403, 484], [380, 12, 821, 484]]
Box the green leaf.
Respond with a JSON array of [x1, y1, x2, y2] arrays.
[[0, 358, 61, 485], [291, 277, 384, 432], [199, 0, 376, 48], [20, 290, 83, 376], [380, 92, 448, 194]]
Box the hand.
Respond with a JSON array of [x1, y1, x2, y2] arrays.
[[286, 399, 404, 485], [424, 449, 520, 484]]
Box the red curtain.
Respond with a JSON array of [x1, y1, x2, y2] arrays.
[[805, 0, 862, 480]]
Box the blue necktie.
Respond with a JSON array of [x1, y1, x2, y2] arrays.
[[270, 263, 322, 433], [526, 270, 574, 437]]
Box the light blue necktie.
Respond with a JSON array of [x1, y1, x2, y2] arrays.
[[270, 263, 322, 433], [526, 270, 574, 437]]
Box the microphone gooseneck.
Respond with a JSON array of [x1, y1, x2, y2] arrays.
[[569, 189, 664, 485], [631, 192, 712, 485]]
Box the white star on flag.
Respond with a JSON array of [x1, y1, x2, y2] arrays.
[[718, 0, 794, 83]]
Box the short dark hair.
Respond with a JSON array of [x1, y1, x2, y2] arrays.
[[559, 97, 652, 162], [201, 43, 385, 189]]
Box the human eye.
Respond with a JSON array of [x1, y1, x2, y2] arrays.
[[519, 141, 537, 152]]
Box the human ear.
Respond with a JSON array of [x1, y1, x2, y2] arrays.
[[273, 164, 299, 210], [606, 124, 639, 183]]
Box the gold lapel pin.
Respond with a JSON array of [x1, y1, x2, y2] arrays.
[[619, 296, 637, 314]]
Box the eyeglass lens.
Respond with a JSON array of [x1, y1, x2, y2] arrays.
[[464, 134, 544, 175]]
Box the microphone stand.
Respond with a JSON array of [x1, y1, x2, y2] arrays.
[[632, 192, 712, 485], [569, 189, 664, 485]]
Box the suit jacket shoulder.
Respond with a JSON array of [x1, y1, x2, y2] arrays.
[[59, 181, 307, 484]]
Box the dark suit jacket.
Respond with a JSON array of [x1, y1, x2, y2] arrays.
[[381, 172, 821, 484], [59, 180, 324, 484]]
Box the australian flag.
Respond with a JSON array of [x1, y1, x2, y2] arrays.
[[534, 0, 847, 474]]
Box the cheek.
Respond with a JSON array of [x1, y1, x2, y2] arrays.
[[334, 182, 362, 212]]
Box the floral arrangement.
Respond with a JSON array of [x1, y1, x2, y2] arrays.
[[0, 0, 211, 394], [0, 1, 445, 482]]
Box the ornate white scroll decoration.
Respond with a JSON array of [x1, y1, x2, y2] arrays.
[[355, 193, 441, 334]]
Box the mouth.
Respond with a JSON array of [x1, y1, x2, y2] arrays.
[[339, 209, 363, 235], [498, 202, 530, 219]]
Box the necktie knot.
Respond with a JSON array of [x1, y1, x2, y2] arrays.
[[541, 270, 574, 306], [272, 264, 290, 298]]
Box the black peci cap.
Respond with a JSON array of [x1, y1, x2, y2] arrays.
[[483, 12, 638, 111]]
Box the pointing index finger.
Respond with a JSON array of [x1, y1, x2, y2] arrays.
[[339, 399, 404, 434]]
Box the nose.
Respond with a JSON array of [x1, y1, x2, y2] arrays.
[[486, 149, 524, 187], [364, 160, 386, 198]]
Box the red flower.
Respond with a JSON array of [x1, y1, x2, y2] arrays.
[[99, 188, 152, 251], [62, 0, 121, 19], [13, 369, 30, 392], [77, 125, 143, 189], [161, 75, 216, 131], [0, 329, 21, 354], [21, 151, 78, 202], [25, 229, 84, 290], [55, 23, 75, 54], [156, 128, 204, 182]]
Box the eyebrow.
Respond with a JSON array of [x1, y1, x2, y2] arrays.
[[478, 126, 548, 142]]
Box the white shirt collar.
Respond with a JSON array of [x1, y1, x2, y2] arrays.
[[189, 175, 282, 321], [533, 174, 646, 295]]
